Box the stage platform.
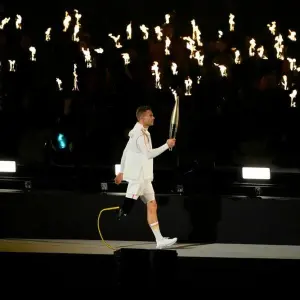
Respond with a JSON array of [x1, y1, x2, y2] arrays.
[[1, 239, 299, 289]]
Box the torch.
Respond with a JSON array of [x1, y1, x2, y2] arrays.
[[169, 88, 179, 151]]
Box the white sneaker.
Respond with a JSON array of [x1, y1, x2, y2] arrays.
[[156, 237, 177, 249]]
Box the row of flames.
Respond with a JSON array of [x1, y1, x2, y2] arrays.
[[0, 11, 299, 106]]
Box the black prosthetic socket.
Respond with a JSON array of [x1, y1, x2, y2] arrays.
[[121, 198, 136, 215]]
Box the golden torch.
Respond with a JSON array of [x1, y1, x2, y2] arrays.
[[169, 88, 179, 151]]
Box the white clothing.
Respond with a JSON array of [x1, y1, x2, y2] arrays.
[[120, 122, 169, 182], [125, 179, 155, 203]]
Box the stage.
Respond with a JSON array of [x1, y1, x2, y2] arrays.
[[1, 239, 299, 289]]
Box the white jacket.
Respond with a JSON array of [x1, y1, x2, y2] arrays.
[[120, 122, 169, 182]]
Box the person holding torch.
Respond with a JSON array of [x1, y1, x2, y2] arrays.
[[114, 105, 177, 249]]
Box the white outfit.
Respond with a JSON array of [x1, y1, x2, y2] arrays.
[[120, 122, 169, 202]]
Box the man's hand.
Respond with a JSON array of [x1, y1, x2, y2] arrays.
[[167, 138, 176, 148], [114, 172, 123, 185]]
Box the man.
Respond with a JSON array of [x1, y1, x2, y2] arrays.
[[114, 106, 177, 249]]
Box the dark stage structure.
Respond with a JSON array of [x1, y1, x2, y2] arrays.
[[1, 164, 300, 289]]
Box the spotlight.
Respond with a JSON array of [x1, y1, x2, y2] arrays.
[[242, 167, 270, 180], [0, 161, 16, 173], [57, 133, 67, 149]]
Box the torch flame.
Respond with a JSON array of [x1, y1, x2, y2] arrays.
[[45, 28, 51, 41], [267, 21, 276, 35], [16, 15, 22, 29], [165, 14, 170, 24], [287, 57, 296, 71], [126, 22, 132, 40], [289, 89, 297, 107], [94, 48, 104, 54], [108, 34, 122, 48], [56, 78, 63, 91], [281, 75, 288, 90], [73, 9, 81, 42], [81, 47, 92, 68], [229, 13, 235, 31], [72, 64, 79, 91], [184, 77, 193, 95], [140, 25, 149, 40], [151, 61, 162, 89], [171, 62, 178, 75], [63, 11, 71, 32], [288, 29, 296, 41], [214, 63, 227, 77], [165, 36, 171, 55], [155, 26, 163, 41], [121, 53, 130, 65], [0, 17, 10, 30], [29, 46, 36, 61], [249, 38, 256, 57], [191, 19, 202, 46], [9, 60, 16, 72]]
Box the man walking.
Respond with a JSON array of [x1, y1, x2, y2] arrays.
[[115, 106, 177, 249]]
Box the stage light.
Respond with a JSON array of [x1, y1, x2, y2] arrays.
[[242, 167, 270, 180], [115, 164, 121, 175], [57, 133, 67, 149], [0, 161, 16, 173]]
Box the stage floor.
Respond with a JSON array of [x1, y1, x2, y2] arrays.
[[1, 238, 300, 260]]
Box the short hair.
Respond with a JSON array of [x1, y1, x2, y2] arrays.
[[136, 105, 152, 120]]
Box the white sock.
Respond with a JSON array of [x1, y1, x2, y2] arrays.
[[150, 221, 163, 242]]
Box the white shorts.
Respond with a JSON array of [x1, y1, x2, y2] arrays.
[[125, 180, 155, 204]]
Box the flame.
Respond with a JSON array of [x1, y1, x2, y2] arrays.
[[63, 11, 71, 32], [281, 75, 288, 90], [94, 48, 104, 54], [140, 25, 149, 40], [194, 50, 204, 66], [56, 78, 63, 91], [267, 21, 276, 35], [165, 14, 170, 24], [72, 64, 79, 91], [108, 34, 122, 48], [16, 15, 22, 29], [182, 36, 196, 58], [287, 57, 296, 70], [0, 17, 10, 29], [29, 46, 36, 61], [73, 9, 81, 42], [126, 22, 132, 40], [151, 61, 162, 89], [191, 19, 202, 46], [249, 38, 256, 57], [214, 63, 227, 77], [257, 46, 268, 59], [155, 26, 163, 41], [218, 31, 223, 39], [288, 29, 296, 41], [45, 28, 51, 41], [165, 36, 171, 55], [8, 60, 16, 72], [81, 47, 92, 68], [229, 14, 235, 31], [121, 53, 130, 65], [234, 49, 241, 64], [197, 76, 201, 84], [184, 77, 193, 95], [289, 89, 297, 107], [171, 62, 178, 75], [274, 34, 284, 60]]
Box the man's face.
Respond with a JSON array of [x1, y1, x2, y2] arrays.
[[141, 110, 155, 127]]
